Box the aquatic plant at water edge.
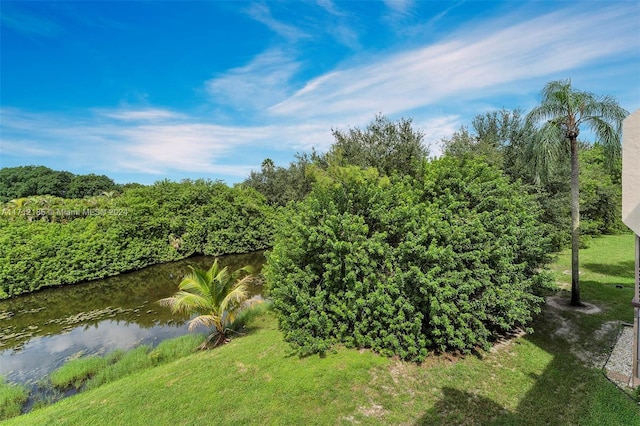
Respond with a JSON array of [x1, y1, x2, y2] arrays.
[[0, 376, 28, 420]]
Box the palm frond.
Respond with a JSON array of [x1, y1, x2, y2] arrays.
[[188, 315, 221, 332], [188, 267, 213, 295], [178, 272, 206, 293], [586, 116, 622, 170], [159, 291, 213, 315], [582, 95, 629, 125], [524, 121, 564, 185], [219, 285, 250, 320]]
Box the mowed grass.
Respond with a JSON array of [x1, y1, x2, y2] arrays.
[[551, 234, 636, 317], [6, 235, 640, 425], [548, 233, 637, 358]]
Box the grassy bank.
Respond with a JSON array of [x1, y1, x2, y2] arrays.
[[6, 235, 640, 425], [0, 378, 28, 420]]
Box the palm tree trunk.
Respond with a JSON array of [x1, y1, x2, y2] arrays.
[[570, 136, 582, 306]]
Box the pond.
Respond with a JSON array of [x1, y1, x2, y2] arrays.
[[0, 251, 266, 385]]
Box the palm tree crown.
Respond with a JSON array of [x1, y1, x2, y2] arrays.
[[526, 80, 628, 183], [159, 259, 255, 347]]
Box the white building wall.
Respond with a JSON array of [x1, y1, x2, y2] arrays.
[[623, 109, 640, 235]]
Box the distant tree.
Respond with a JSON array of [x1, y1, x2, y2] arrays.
[[241, 152, 323, 206], [120, 182, 145, 191], [441, 126, 476, 158], [66, 174, 117, 198], [243, 115, 428, 205], [441, 109, 530, 173], [525, 79, 628, 306], [159, 260, 257, 348], [0, 166, 73, 202], [329, 114, 429, 179], [579, 144, 625, 235]]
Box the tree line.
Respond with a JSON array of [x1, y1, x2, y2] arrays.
[[0, 180, 274, 299], [0, 166, 122, 203]]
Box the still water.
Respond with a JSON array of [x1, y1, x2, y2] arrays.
[[0, 251, 266, 385]]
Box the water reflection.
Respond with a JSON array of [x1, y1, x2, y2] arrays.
[[0, 251, 265, 384]]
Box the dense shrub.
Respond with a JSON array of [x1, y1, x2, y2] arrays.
[[0, 180, 275, 298], [265, 158, 553, 360]]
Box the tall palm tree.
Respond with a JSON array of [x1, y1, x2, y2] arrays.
[[526, 79, 628, 306], [159, 260, 256, 348]]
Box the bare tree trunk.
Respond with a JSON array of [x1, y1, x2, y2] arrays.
[[570, 136, 582, 306]]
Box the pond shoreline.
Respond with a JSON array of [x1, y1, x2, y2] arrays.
[[1, 248, 271, 302], [0, 250, 266, 387]]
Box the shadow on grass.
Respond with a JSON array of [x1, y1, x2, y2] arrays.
[[582, 260, 636, 280], [414, 307, 639, 425], [415, 387, 510, 425]]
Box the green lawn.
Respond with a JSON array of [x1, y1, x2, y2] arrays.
[[5, 234, 640, 425]]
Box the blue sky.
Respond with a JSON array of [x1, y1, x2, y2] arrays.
[[1, 1, 639, 185]]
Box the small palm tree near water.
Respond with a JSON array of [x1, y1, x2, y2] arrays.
[[159, 260, 258, 349]]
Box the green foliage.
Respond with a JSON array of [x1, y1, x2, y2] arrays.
[[329, 114, 429, 179], [47, 335, 206, 394], [49, 356, 109, 389], [159, 259, 259, 347], [65, 174, 117, 199], [525, 79, 628, 184], [442, 109, 531, 173], [524, 143, 626, 252], [241, 153, 323, 207], [0, 166, 119, 203], [0, 180, 275, 299], [147, 334, 205, 365], [443, 107, 627, 248], [86, 346, 154, 390], [243, 115, 428, 206], [266, 158, 552, 360], [579, 144, 625, 235], [0, 377, 28, 420]]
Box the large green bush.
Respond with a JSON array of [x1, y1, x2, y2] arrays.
[[265, 158, 552, 360], [0, 180, 274, 299]]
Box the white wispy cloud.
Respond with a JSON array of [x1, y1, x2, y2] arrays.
[[314, 0, 359, 48], [245, 3, 309, 41], [0, 107, 267, 177], [205, 49, 300, 111], [316, 0, 344, 17], [269, 5, 639, 122], [117, 122, 270, 174], [0, 6, 62, 38], [382, 0, 416, 28], [97, 108, 186, 122], [383, 0, 414, 14], [0, 140, 56, 157]]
